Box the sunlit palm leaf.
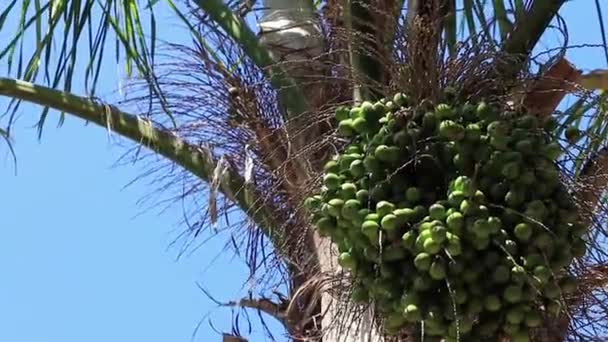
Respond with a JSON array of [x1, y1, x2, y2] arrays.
[[0, 1, 17, 31], [0, 0, 174, 133], [0, 0, 307, 124], [0, 0, 253, 131]]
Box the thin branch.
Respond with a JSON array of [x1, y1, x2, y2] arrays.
[[193, 0, 308, 117], [545, 147, 608, 341], [0, 77, 282, 245], [542, 264, 608, 342]]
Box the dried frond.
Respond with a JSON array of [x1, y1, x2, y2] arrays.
[[223, 333, 248, 342]]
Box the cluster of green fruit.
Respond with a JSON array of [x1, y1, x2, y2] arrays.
[[305, 94, 586, 341]]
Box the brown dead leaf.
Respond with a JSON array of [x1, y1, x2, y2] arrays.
[[522, 58, 582, 118]]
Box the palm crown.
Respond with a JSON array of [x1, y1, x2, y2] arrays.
[[2, 1, 608, 341]]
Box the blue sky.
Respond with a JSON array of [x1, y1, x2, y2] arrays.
[[0, 2, 606, 342]]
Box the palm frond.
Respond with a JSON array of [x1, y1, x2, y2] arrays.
[[0, 0, 176, 133], [501, 1, 565, 59], [0, 76, 284, 244], [0, 0, 303, 131]]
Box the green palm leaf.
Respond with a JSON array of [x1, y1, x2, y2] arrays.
[[0, 76, 282, 244], [0, 0, 307, 128]]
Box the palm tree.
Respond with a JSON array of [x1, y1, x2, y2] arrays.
[[2, 1, 608, 341]]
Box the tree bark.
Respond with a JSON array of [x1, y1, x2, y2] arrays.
[[316, 234, 384, 342]]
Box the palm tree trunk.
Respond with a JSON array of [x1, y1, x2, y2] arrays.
[[258, 0, 321, 62], [259, 2, 390, 341], [259, 1, 386, 339], [315, 234, 384, 342]]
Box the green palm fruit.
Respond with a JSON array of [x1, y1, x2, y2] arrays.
[[335, 106, 350, 121], [402, 231, 417, 251], [476, 101, 494, 119], [338, 252, 356, 270], [516, 115, 538, 129], [502, 162, 521, 180], [515, 139, 534, 154], [340, 182, 357, 198], [361, 220, 380, 241], [393, 93, 408, 107], [323, 173, 341, 190], [484, 295, 501, 312], [423, 111, 439, 131], [565, 126, 581, 143], [429, 203, 447, 220], [506, 306, 525, 325], [445, 233, 462, 256], [414, 252, 432, 271], [493, 265, 510, 284], [524, 310, 541, 328], [352, 117, 369, 133], [423, 238, 442, 254], [341, 199, 361, 219], [324, 160, 340, 173], [403, 304, 422, 322], [377, 201, 396, 217], [381, 214, 399, 231], [544, 142, 562, 160], [435, 103, 454, 119], [375, 145, 400, 163], [504, 285, 523, 303], [533, 265, 551, 284], [543, 117, 558, 131], [393, 129, 410, 146], [429, 259, 447, 280], [338, 119, 355, 136], [355, 189, 369, 202], [514, 223, 533, 241], [405, 187, 421, 203], [446, 212, 464, 232], [430, 224, 447, 244], [394, 208, 416, 224], [439, 120, 465, 141]]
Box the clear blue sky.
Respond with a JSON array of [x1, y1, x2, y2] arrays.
[[0, 2, 605, 342]]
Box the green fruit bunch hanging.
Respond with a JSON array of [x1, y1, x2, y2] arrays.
[[305, 93, 586, 341]]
